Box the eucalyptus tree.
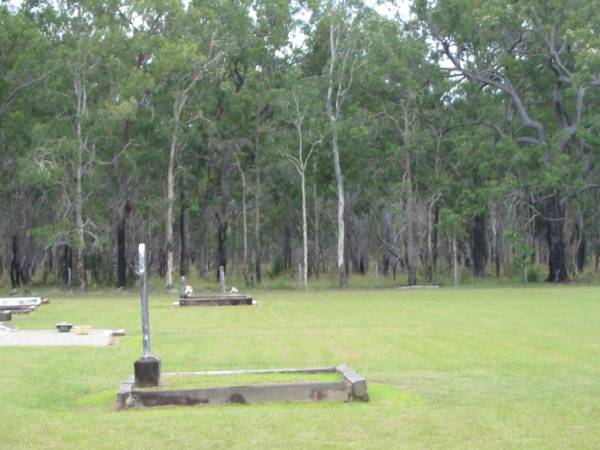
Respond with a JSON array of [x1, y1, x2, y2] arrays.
[[139, 1, 221, 288], [0, 6, 53, 131], [416, 0, 600, 281], [0, 5, 54, 286], [365, 17, 439, 285], [308, 0, 368, 287], [24, 1, 130, 289], [246, 0, 295, 283], [282, 80, 324, 289]]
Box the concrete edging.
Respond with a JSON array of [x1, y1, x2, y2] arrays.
[[177, 295, 254, 307], [117, 365, 368, 409]]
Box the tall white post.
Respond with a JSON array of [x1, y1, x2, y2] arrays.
[[139, 243, 151, 356]]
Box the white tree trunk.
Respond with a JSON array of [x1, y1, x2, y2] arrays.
[[405, 151, 416, 286], [165, 129, 177, 289], [254, 120, 262, 283], [165, 68, 205, 289], [327, 19, 347, 287], [301, 170, 308, 289], [332, 130, 346, 286], [313, 176, 320, 278], [75, 147, 86, 290], [74, 67, 87, 290]]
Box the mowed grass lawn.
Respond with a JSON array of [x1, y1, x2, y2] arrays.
[[2, 286, 600, 449]]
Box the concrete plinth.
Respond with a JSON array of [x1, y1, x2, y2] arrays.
[[0, 311, 11, 321], [0, 329, 122, 346], [134, 356, 161, 387]]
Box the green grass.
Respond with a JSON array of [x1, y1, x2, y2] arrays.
[[137, 372, 343, 391], [1, 286, 600, 449]]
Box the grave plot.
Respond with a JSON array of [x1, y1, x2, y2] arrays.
[[177, 294, 254, 307], [119, 243, 368, 409], [118, 365, 368, 409], [0, 325, 125, 346], [174, 267, 256, 307], [0, 296, 49, 314]]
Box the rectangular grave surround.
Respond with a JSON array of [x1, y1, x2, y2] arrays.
[[117, 365, 368, 409], [0, 329, 122, 346], [0, 297, 48, 314], [178, 294, 254, 307]]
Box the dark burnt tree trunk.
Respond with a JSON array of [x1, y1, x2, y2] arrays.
[[470, 213, 487, 277], [432, 202, 439, 277], [493, 201, 503, 278], [576, 233, 586, 275], [158, 248, 166, 277], [546, 193, 568, 282], [117, 209, 127, 288], [179, 189, 190, 277], [60, 244, 72, 286], [196, 162, 211, 276], [198, 219, 209, 276], [43, 246, 52, 284], [382, 209, 394, 276], [217, 222, 228, 278], [283, 222, 292, 271], [10, 235, 24, 288], [216, 147, 232, 279]]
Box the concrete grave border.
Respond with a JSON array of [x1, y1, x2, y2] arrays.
[[117, 364, 368, 409], [176, 294, 255, 307], [0, 297, 49, 314], [0, 327, 125, 346]]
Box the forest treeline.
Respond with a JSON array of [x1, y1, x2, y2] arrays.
[[1, 0, 599, 290]]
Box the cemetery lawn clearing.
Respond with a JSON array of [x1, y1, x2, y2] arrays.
[[1, 286, 600, 449]]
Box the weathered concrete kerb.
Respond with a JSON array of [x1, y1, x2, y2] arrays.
[[177, 294, 255, 307], [116, 365, 368, 409]]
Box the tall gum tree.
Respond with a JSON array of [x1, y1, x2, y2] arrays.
[[0, 6, 53, 287], [284, 86, 323, 289], [148, 3, 217, 288], [417, 0, 600, 281], [321, 2, 367, 287]]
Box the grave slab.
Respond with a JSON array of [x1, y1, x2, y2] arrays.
[[0, 328, 123, 346]]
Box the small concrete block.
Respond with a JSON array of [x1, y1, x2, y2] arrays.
[[134, 356, 161, 387], [0, 311, 11, 321], [336, 364, 369, 401]]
